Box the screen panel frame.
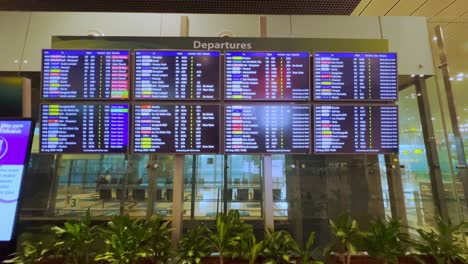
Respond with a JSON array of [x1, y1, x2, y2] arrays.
[[312, 102, 399, 155], [131, 102, 221, 154], [39, 102, 130, 154], [312, 51, 398, 102], [132, 49, 222, 101], [40, 49, 132, 101], [223, 50, 311, 102], [223, 102, 312, 155]]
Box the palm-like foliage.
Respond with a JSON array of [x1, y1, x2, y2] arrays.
[[413, 217, 467, 264], [325, 214, 363, 264], [300, 232, 323, 264], [207, 210, 253, 264], [241, 233, 264, 264], [144, 214, 172, 264], [95, 215, 152, 264], [176, 225, 212, 264], [51, 209, 98, 264], [3, 231, 57, 264], [260, 229, 300, 264], [363, 218, 409, 264]]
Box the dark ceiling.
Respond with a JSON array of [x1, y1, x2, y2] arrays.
[[0, 0, 361, 15]]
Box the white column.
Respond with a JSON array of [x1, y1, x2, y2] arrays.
[[263, 155, 274, 230], [172, 154, 184, 247]]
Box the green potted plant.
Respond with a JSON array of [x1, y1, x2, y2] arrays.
[[362, 218, 409, 264], [242, 234, 263, 264], [325, 214, 364, 264], [299, 232, 323, 264], [412, 217, 467, 264], [94, 215, 152, 264], [176, 225, 212, 264], [3, 231, 59, 264], [51, 209, 99, 264], [259, 229, 300, 264], [144, 214, 172, 264], [205, 210, 254, 264]]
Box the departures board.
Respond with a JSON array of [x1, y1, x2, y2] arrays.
[[39, 48, 399, 155], [225, 52, 310, 101], [40, 104, 129, 153], [133, 104, 219, 153], [314, 52, 397, 101], [224, 105, 310, 154], [41, 49, 130, 100], [134, 50, 220, 100], [313, 105, 398, 154]]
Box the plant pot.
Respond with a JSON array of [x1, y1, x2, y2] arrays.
[[327, 255, 382, 264], [38, 258, 65, 264], [201, 256, 249, 264], [398, 255, 465, 264]]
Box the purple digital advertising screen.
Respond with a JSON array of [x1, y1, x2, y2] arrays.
[[0, 119, 33, 241]]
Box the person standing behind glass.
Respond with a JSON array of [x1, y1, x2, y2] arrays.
[[96, 170, 111, 192], [104, 170, 112, 183]]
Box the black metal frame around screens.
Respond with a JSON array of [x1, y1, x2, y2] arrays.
[[223, 50, 311, 102], [40, 49, 132, 101], [312, 102, 399, 155], [39, 102, 131, 155], [0, 118, 34, 242], [312, 51, 398, 103], [38, 48, 399, 155], [131, 102, 221, 154], [132, 49, 222, 101]]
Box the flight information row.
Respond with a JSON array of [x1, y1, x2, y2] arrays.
[[42, 49, 397, 101], [39, 103, 398, 154]]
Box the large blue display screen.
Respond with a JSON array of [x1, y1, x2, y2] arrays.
[[40, 104, 129, 153], [314, 52, 397, 101]]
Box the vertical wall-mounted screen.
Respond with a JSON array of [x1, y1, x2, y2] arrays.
[[314, 104, 398, 154], [40, 104, 129, 153], [0, 119, 33, 241], [41, 49, 130, 99], [224, 104, 310, 154], [133, 104, 220, 153], [225, 52, 310, 101], [314, 52, 397, 101], [134, 50, 220, 100]]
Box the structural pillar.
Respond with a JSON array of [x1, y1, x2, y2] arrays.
[[414, 76, 449, 220], [172, 154, 184, 248], [434, 25, 468, 213]]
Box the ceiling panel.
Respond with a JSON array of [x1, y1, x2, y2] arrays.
[[413, 0, 456, 17], [386, 0, 429, 16], [431, 0, 468, 19], [0, 0, 361, 15], [360, 0, 400, 16], [351, 0, 372, 15]]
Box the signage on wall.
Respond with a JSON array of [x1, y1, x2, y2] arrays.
[[0, 119, 34, 241], [51, 36, 389, 53], [193, 40, 253, 50]]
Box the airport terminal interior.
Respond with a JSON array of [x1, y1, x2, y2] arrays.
[[0, 0, 467, 252]]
